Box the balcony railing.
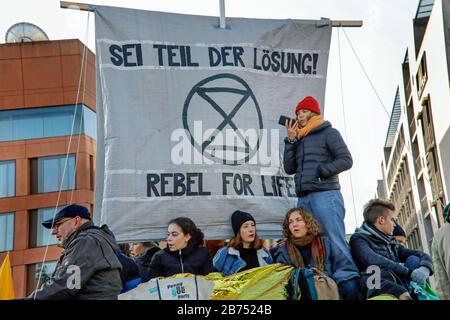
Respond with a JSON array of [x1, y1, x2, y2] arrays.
[[406, 81, 412, 101], [429, 173, 443, 201], [420, 196, 429, 215], [414, 155, 422, 175], [425, 126, 435, 150], [417, 72, 428, 99], [409, 118, 416, 140]]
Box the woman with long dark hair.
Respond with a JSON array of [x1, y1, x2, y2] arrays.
[[213, 210, 273, 276], [147, 217, 213, 280], [273, 207, 362, 300]]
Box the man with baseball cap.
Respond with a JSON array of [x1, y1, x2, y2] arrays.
[[29, 204, 122, 300], [283, 96, 361, 299], [431, 202, 450, 299]]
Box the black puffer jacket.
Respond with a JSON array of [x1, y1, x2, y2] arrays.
[[135, 247, 161, 282], [147, 246, 213, 280], [283, 121, 352, 195]]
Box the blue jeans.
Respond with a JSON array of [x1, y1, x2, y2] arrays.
[[366, 256, 421, 298], [404, 255, 420, 270], [338, 278, 363, 300], [297, 190, 359, 277], [400, 255, 420, 289]]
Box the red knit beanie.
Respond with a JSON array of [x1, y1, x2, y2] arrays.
[[295, 96, 321, 115]]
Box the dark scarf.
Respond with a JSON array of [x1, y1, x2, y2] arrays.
[[361, 222, 399, 258], [362, 222, 397, 245], [286, 235, 325, 271]]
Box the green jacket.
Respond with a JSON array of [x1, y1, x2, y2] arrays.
[[30, 221, 122, 300], [431, 223, 450, 300]]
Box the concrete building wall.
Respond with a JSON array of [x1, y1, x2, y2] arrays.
[[380, 0, 450, 254], [413, 0, 449, 226], [0, 39, 95, 112]]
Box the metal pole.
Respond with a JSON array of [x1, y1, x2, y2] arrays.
[[60, 1, 363, 28], [219, 0, 226, 29], [331, 20, 363, 27], [60, 1, 93, 11]]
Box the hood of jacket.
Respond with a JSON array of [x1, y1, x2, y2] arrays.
[[62, 221, 119, 252]]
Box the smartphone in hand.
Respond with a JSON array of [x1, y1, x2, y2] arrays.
[[278, 115, 297, 126]]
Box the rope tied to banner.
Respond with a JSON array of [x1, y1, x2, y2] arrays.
[[33, 11, 91, 299]]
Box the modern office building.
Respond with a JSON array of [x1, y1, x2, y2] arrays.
[[0, 37, 96, 298], [379, 0, 450, 253]]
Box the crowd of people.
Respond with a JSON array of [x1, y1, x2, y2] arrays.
[[27, 96, 450, 300]]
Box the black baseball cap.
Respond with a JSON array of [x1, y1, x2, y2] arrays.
[[42, 204, 91, 229]]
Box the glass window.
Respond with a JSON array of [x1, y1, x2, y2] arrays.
[[38, 155, 75, 193], [0, 104, 96, 142], [0, 160, 15, 198], [83, 106, 97, 139], [0, 213, 14, 252], [32, 208, 59, 247], [13, 109, 44, 140], [27, 261, 58, 296], [0, 114, 12, 140], [42, 108, 73, 138]]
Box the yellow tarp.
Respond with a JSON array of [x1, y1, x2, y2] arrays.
[[142, 264, 409, 300], [206, 263, 293, 300]]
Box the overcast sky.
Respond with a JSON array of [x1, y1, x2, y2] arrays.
[[1, 0, 420, 233]]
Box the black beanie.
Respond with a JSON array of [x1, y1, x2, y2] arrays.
[[231, 210, 255, 235], [392, 221, 406, 237]]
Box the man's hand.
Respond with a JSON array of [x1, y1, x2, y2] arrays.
[[410, 266, 430, 287]]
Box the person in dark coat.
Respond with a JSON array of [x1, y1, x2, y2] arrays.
[[283, 96, 359, 284], [28, 204, 122, 300], [147, 217, 213, 279], [99, 225, 142, 293], [350, 199, 433, 300], [272, 207, 362, 300], [119, 243, 131, 257], [116, 251, 141, 293], [392, 220, 407, 245], [130, 242, 160, 282]]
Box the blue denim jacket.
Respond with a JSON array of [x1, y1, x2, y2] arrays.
[[273, 236, 359, 284], [213, 247, 274, 276]]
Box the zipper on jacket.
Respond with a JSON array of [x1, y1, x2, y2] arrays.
[[179, 249, 184, 273]]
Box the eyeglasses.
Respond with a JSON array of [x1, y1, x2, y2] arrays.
[[53, 217, 74, 229]]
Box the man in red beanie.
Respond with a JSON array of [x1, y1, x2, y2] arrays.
[[283, 95, 361, 300]]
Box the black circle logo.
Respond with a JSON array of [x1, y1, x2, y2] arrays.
[[182, 74, 263, 165]]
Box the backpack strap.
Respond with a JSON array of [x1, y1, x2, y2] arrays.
[[290, 268, 300, 299], [303, 269, 319, 300]]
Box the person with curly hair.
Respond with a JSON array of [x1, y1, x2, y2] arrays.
[[272, 207, 362, 300], [147, 217, 213, 280]]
